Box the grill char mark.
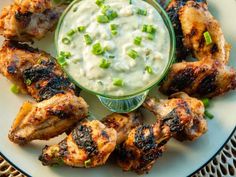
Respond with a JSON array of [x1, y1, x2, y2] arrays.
[[196, 71, 218, 95], [72, 124, 98, 157], [168, 68, 196, 94]]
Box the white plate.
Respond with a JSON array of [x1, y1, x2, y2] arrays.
[[0, 0, 236, 177]]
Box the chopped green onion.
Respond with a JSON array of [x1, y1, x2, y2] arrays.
[[136, 8, 147, 16], [77, 26, 86, 32], [25, 79, 32, 85], [67, 29, 76, 36], [110, 24, 118, 30], [145, 66, 153, 74], [92, 43, 104, 55], [127, 49, 139, 59], [84, 34, 93, 45], [142, 24, 156, 34], [99, 58, 111, 69], [203, 31, 212, 45], [101, 6, 118, 21], [146, 25, 156, 34], [142, 24, 148, 32], [95, 0, 105, 7], [147, 33, 154, 40], [110, 24, 118, 36], [111, 30, 118, 35], [84, 159, 91, 168], [97, 15, 109, 23], [62, 37, 71, 45], [113, 78, 123, 86], [134, 36, 142, 45], [10, 84, 20, 94], [201, 98, 210, 108], [60, 51, 71, 58], [57, 56, 67, 66], [204, 110, 214, 119]]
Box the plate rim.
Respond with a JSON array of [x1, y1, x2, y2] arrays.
[[1, 127, 235, 177]]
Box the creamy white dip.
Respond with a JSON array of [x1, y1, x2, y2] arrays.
[[57, 0, 170, 96]]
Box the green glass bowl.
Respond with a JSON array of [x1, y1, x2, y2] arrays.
[[55, 0, 176, 112]]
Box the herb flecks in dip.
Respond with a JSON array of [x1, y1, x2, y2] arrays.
[[57, 0, 170, 96]]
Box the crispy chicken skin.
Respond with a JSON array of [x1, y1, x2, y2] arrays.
[[166, 0, 230, 63], [102, 111, 143, 144], [39, 120, 117, 168], [143, 92, 207, 141], [8, 93, 88, 145], [0, 0, 68, 41], [0, 40, 79, 101], [160, 60, 236, 98], [116, 121, 170, 174], [179, 0, 231, 64]]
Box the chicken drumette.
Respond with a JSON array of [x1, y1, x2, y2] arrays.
[[144, 92, 207, 141], [39, 111, 143, 167], [9, 93, 88, 145], [0, 40, 79, 101], [160, 60, 236, 98], [39, 120, 117, 167], [0, 0, 70, 41], [116, 121, 170, 174]]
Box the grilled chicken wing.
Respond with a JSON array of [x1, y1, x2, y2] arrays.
[[102, 111, 143, 144], [166, 0, 230, 63], [179, 0, 231, 64], [39, 120, 117, 167], [116, 121, 170, 174], [0, 0, 69, 41], [0, 40, 79, 101], [8, 93, 88, 144], [143, 92, 207, 141], [160, 60, 236, 98]]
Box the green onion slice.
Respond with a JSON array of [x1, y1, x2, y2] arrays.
[[60, 51, 71, 58], [25, 79, 32, 85], [99, 58, 111, 69], [57, 56, 67, 66], [84, 34, 93, 45], [113, 78, 123, 86], [127, 49, 139, 59], [136, 8, 147, 16], [95, 0, 105, 7], [145, 66, 153, 74], [62, 37, 71, 45], [134, 36, 142, 45], [67, 29, 76, 36], [97, 15, 109, 23], [204, 110, 214, 119], [201, 98, 210, 108], [84, 159, 91, 168], [203, 31, 212, 45], [10, 84, 20, 94], [77, 26, 86, 32], [92, 43, 104, 55]]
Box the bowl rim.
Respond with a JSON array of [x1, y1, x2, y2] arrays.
[[55, 0, 176, 99]]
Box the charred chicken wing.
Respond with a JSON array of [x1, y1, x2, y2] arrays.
[[0, 40, 79, 101], [116, 121, 170, 174], [160, 60, 236, 98], [102, 111, 143, 144], [0, 0, 69, 41], [39, 120, 117, 168], [143, 92, 207, 141], [8, 93, 88, 144]]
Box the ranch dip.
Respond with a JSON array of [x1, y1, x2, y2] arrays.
[[57, 0, 170, 96]]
